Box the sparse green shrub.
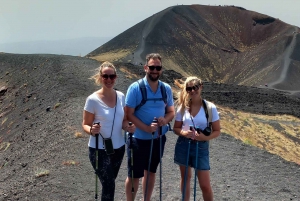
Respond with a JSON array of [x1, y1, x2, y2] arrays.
[[0, 162, 8, 169], [54, 103, 61, 109], [243, 138, 253, 145]]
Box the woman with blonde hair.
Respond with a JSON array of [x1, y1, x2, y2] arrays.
[[82, 61, 135, 201], [173, 76, 220, 201]]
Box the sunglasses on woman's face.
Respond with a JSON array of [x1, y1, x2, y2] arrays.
[[186, 85, 199, 92], [101, 74, 117, 80], [147, 65, 162, 71]]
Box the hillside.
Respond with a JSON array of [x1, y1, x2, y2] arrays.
[[1, 53, 300, 200], [87, 4, 300, 93]]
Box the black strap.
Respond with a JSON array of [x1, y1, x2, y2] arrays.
[[190, 115, 196, 129], [202, 99, 210, 127], [189, 99, 210, 128], [135, 79, 167, 111], [160, 81, 167, 104], [99, 92, 117, 143], [135, 79, 147, 111]]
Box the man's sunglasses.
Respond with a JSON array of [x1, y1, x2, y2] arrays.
[[148, 65, 162, 71], [101, 74, 117, 80], [186, 85, 200, 92]]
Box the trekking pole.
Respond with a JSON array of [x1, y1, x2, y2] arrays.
[[124, 128, 127, 144], [128, 122, 135, 201], [93, 122, 100, 201], [144, 118, 157, 201], [182, 125, 193, 201], [193, 127, 199, 201], [159, 125, 162, 201]]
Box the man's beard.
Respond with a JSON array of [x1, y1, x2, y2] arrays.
[[147, 73, 160, 81]]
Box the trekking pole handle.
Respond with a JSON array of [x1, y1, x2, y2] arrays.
[[128, 122, 133, 132], [128, 122, 133, 136], [189, 125, 194, 141], [152, 118, 158, 135], [189, 125, 193, 131], [91, 122, 100, 136]]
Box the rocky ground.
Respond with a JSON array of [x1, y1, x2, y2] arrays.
[[0, 54, 300, 201]]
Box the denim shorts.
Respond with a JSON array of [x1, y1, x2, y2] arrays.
[[174, 136, 210, 170]]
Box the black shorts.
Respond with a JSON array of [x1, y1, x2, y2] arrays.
[[126, 135, 166, 178]]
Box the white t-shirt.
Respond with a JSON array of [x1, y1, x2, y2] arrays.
[[175, 100, 219, 131], [84, 91, 125, 149]]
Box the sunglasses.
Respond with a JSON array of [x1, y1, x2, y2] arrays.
[[101, 74, 117, 80], [148, 65, 162, 71], [186, 85, 200, 92]]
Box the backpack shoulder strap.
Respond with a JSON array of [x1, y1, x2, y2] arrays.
[[160, 81, 173, 131], [202, 99, 213, 126], [135, 79, 147, 111], [159, 81, 167, 104]]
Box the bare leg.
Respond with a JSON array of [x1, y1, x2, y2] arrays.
[[125, 177, 140, 201], [142, 170, 156, 201], [179, 165, 192, 201], [197, 170, 213, 201]]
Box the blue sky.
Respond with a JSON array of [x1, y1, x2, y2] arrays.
[[0, 0, 299, 44]]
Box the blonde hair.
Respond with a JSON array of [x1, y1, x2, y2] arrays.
[[90, 61, 117, 85], [174, 76, 203, 115]]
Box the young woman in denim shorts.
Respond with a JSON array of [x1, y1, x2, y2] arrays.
[[173, 76, 221, 201]]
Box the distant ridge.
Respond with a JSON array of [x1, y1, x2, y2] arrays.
[[0, 37, 111, 56]]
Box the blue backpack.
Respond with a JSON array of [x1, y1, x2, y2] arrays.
[[135, 79, 167, 112], [135, 79, 172, 131]]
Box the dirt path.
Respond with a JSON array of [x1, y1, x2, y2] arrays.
[[268, 27, 300, 95], [133, 7, 173, 65]]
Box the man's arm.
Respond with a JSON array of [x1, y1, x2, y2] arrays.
[[158, 105, 175, 126], [158, 84, 175, 126]]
